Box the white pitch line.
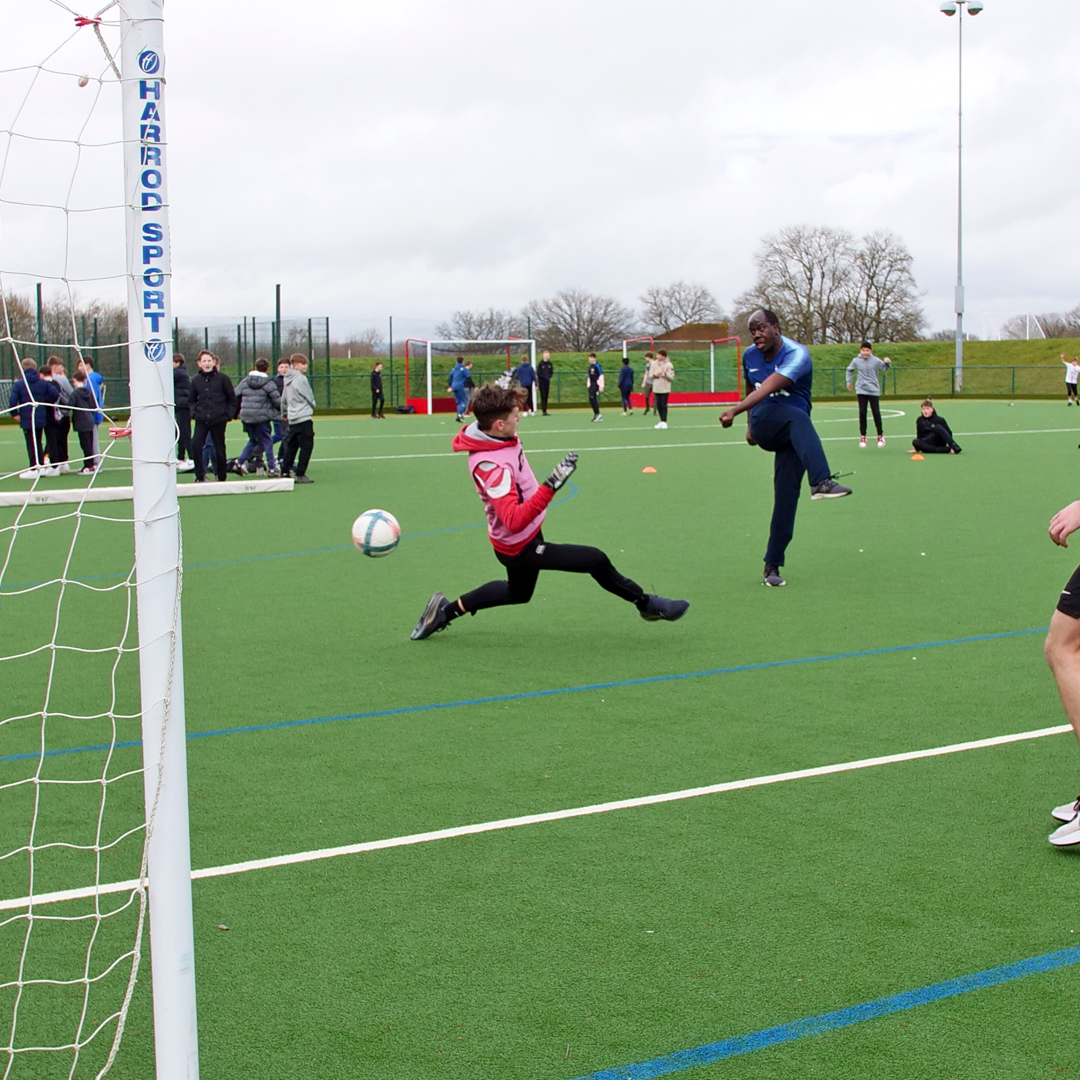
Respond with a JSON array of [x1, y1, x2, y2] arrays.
[[2, 723, 1068, 912], [309, 426, 1080, 465]]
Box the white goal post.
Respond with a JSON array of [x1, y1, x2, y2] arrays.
[[424, 339, 537, 415], [122, 4, 200, 1077]]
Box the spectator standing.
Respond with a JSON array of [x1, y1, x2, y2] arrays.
[[537, 350, 554, 416], [189, 348, 236, 482], [514, 354, 537, 415], [648, 350, 675, 429], [845, 342, 891, 448], [280, 353, 317, 484], [172, 352, 193, 471], [9, 358, 59, 478], [448, 356, 470, 422], [1062, 353, 1080, 406], [78, 356, 105, 463], [618, 357, 635, 415], [641, 351, 655, 415], [371, 361, 385, 419], [43, 357, 72, 473], [69, 370, 99, 474], [911, 398, 962, 454], [587, 353, 604, 422], [463, 360, 476, 414], [273, 359, 289, 451], [231, 357, 281, 476]]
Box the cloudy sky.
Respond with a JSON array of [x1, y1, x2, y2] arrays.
[[7, 0, 1080, 342]]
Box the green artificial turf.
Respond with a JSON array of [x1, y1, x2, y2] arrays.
[[3, 399, 1080, 1078]]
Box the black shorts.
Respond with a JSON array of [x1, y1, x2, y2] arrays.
[[1057, 565, 1080, 619]]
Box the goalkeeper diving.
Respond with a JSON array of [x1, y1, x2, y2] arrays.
[[411, 381, 689, 640]]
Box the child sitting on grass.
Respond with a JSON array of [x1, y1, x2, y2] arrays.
[[411, 382, 689, 640]]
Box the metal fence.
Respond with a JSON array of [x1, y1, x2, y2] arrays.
[[813, 365, 1071, 398]]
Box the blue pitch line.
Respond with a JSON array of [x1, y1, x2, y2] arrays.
[[0, 484, 580, 591], [572, 945, 1080, 1079], [0, 626, 1047, 764]]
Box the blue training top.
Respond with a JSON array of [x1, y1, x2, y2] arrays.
[[743, 335, 813, 415]]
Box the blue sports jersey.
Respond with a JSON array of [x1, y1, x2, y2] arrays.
[[743, 335, 813, 415]]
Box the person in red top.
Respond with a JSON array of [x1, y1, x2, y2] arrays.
[[411, 382, 689, 639]]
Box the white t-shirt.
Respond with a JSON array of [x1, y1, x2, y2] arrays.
[[1068, 362, 1080, 385]]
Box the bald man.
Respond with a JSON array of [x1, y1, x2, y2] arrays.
[[720, 309, 850, 587]]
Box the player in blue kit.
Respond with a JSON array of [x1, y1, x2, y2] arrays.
[[719, 309, 851, 587]]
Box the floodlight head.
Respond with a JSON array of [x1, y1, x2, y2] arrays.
[[967, 0, 984, 13], [940, 1, 957, 13]]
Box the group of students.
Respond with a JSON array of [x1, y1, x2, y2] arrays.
[[173, 349, 318, 483], [6, 355, 105, 478]]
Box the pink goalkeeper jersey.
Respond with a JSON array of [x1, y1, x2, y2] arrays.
[[451, 422, 553, 555]]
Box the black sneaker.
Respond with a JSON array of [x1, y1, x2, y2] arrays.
[[810, 478, 852, 500], [639, 595, 689, 622], [294, 475, 313, 484], [763, 563, 786, 587], [411, 591, 453, 640]]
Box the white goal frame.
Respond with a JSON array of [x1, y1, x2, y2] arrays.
[[122, 3, 200, 1077], [425, 339, 537, 414]]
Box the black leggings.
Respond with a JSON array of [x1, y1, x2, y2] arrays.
[[654, 393, 669, 422], [857, 394, 883, 436], [538, 379, 550, 414], [588, 389, 600, 416], [459, 533, 644, 612], [191, 420, 227, 481]]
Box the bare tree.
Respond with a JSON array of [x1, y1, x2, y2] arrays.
[[523, 288, 635, 352], [435, 308, 526, 342], [335, 327, 383, 357], [640, 281, 722, 332], [834, 231, 925, 343], [736, 225, 855, 344], [737, 225, 925, 344]]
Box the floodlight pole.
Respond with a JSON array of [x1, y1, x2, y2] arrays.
[[941, 0, 982, 393]]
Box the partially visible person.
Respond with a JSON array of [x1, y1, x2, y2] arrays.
[[41, 358, 71, 473], [463, 360, 476, 414], [272, 359, 289, 451], [371, 361, 385, 419], [587, 353, 604, 422], [448, 356, 470, 422], [911, 398, 961, 455], [641, 351, 655, 415], [648, 349, 675, 430], [1041, 498, 1080, 846], [50, 358, 73, 473], [514, 353, 536, 415], [1063, 353, 1080, 406], [280, 353, 317, 484], [189, 348, 236, 482], [718, 309, 851, 588], [231, 357, 281, 476], [8, 358, 59, 477], [618, 356, 635, 415], [77, 355, 105, 463], [537, 350, 554, 416], [69, 369, 100, 474], [172, 351, 193, 471], [845, 342, 892, 448]]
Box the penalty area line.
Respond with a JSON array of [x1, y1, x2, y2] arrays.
[[2, 722, 1069, 911]]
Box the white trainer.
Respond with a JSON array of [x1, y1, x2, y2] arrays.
[[58, 462, 70, 474], [176, 459, 196, 472], [654, 421, 668, 429], [1050, 814, 1080, 846], [1052, 798, 1080, 823], [18, 468, 40, 480], [877, 436, 886, 448], [859, 436, 867, 448]]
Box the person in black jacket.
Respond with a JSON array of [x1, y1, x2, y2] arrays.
[[69, 369, 99, 474], [537, 350, 554, 416], [189, 349, 237, 482], [371, 361, 385, 419], [912, 398, 962, 454], [172, 352, 193, 469]]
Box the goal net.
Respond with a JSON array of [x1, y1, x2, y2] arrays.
[[0, 4, 197, 1078], [405, 339, 537, 414], [621, 336, 743, 402]]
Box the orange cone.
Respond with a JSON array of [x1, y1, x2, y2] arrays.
[[642, 466, 657, 473], [910, 453, 925, 461]]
